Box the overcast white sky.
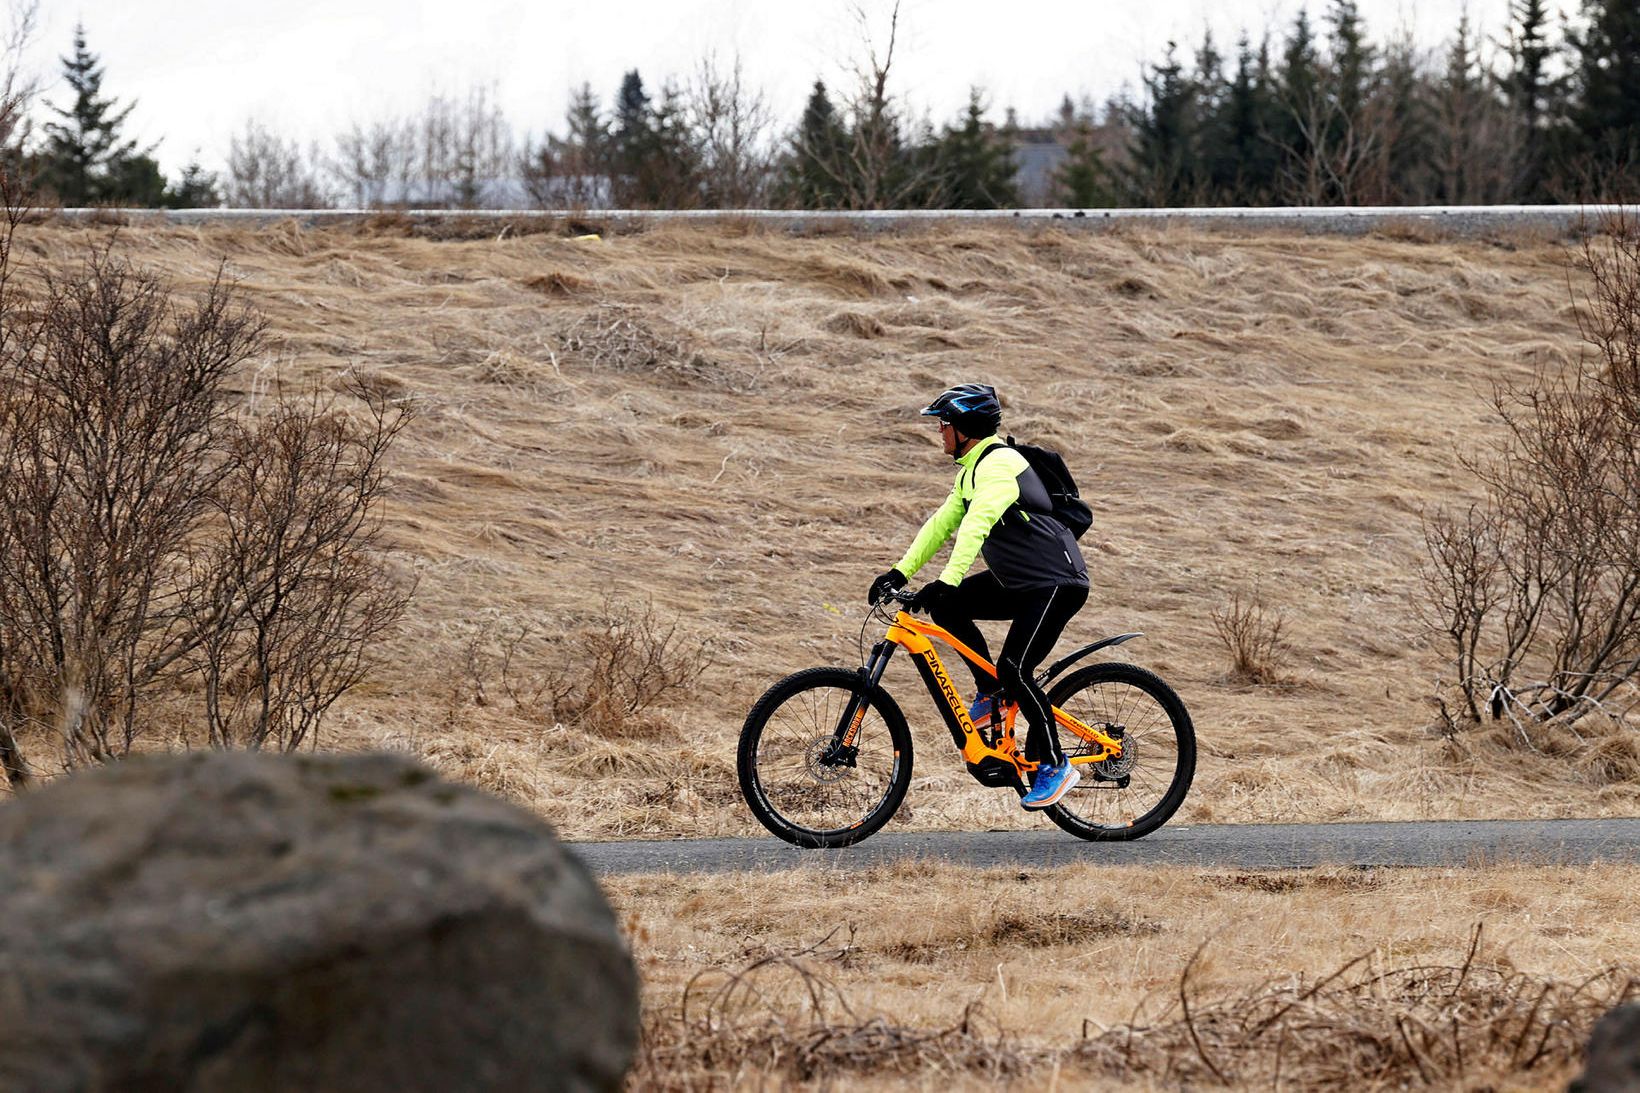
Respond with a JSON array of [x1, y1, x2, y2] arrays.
[[28, 0, 1510, 176]]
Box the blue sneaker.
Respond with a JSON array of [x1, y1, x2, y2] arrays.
[[967, 692, 998, 728], [1021, 759, 1081, 810]]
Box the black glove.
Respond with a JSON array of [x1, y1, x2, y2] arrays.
[[908, 580, 955, 614], [868, 568, 908, 605]]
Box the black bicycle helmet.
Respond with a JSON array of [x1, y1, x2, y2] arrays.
[[921, 383, 1002, 437]]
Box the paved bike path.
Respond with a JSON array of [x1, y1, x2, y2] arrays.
[[567, 818, 1640, 875]]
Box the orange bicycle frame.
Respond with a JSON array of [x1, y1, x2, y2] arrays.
[[836, 608, 1124, 777]]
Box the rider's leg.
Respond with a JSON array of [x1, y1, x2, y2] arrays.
[[995, 583, 1089, 765], [929, 571, 1012, 692]]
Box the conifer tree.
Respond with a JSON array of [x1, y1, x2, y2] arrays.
[[783, 79, 848, 208], [644, 82, 701, 207], [1499, 0, 1559, 198], [929, 89, 1017, 209], [1568, 0, 1640, 191], [1221, 36, 1282, 201], [1275, 8, 1322, 199], [40, 24, 150, 204], [1053, 114, 1112, 207], [1127, 42, 1199, 204], [1369, 33, 1433, 202], [611, 69, 657, 206], [162, 161, 222, 209], [1193, 31, 1237, 200], [1327, 0, 1373, 125]]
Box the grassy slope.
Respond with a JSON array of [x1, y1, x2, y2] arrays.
[[30, 217, 1636, 839]]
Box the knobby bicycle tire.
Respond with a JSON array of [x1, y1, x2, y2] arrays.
[[1043, 661, 1195, 841], [738, 667, 914, 849]]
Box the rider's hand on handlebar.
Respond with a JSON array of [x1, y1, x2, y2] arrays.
[[908, 580, 954, 614], [868, 568, 907, 605]]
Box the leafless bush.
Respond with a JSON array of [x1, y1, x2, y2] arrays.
[[684, 53, 775, 208], [1211, 590, 1290, 684], [0, 206, 410, 781], [456, 597, 711, 737], [790, 2, 950, 211], [187, 381, 412, 750], [634, 925, 1636, 1088], [338, 87, 517, 209], [0, 1, 36, 161], [565, 596, 712, 734], [225, 120, 329, 208], [1422, 215, 1640, 739]]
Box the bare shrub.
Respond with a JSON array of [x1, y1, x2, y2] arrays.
[[225, 120, 329, 208], [786, 2, 950, 211], [0, 211, 409, 781], [562, 596, 712, 734], [188, 381, 413, 750], [1211, 590, 1290, 684], [684, 53, 775, 208], [333, 87, 516, 209], [634, 926, 1637, 1088], [457, 597, 711, 737], [1422, 215, 1640, 739]]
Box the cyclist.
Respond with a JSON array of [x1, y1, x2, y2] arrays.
[[868, 383, 1090, 809]]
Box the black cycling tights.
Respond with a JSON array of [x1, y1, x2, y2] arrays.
[[929, 572, 1089, 766]]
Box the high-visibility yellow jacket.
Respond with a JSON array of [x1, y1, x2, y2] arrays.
[[894, 435, 1088, 592]]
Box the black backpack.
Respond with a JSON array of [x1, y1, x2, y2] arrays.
[[974, 436, 1094, 539]]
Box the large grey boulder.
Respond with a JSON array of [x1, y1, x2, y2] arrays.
[[1572, 1004, 1640, 1093], [0, 750, 638, 1091]]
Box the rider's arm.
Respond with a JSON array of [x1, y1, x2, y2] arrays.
[[936, 453, 1022, 585], [893, 487, 964, 579]]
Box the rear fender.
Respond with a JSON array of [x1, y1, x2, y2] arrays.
[[1035, 633, 1143, 688]]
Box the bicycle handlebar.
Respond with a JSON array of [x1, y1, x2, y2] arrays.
[[871, 587, 922, 611]]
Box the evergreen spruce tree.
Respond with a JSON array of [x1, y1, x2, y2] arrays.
[[784, 79, 848, 208], [1327, 0, 1373, 125], [1275, 8, 1322, 199], [523, 84, 609, 208], [1499, 0, 1559, 198], [646, 82, 701, 207], [1221, 36, 1282, 202], [563, 83, 609, 179], [1322, 0, 1375, 203], [162, 160, 222, 209], [1372, 34, 1434, 202], [1053, 118, 1111, 207], [106, 153, 166, 206], [1127, 42, 1199, 204], [1568, 0, 1640, 193], [1193, 31, 1237, 200], [611, 69, 657, 206], [40, 25, 152, 204], [929, 89, 1018, 209]]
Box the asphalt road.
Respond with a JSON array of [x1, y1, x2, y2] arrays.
[[568, 818, 1640, 876]]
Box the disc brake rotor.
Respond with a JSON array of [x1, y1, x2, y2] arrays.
[[804, 737, 854, 784], [1092, 727, 1136, 780]]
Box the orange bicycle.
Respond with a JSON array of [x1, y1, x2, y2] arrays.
[[738, 589, 1196, 848]]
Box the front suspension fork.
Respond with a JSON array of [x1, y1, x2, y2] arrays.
[[821, 640, 895, 767]]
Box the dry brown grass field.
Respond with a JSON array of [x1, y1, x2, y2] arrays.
[[19, 217, 1640, 1088], [616, 860, 1640, 1089], [25, 215, 1632, 836]]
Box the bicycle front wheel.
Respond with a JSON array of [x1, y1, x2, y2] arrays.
[[737, 667, 913, 848], [1044, 662, 1195, 841]]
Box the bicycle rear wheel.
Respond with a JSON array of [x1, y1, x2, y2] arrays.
[[1043, 662, 1195, 841], [738, 667, 913, 849]]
